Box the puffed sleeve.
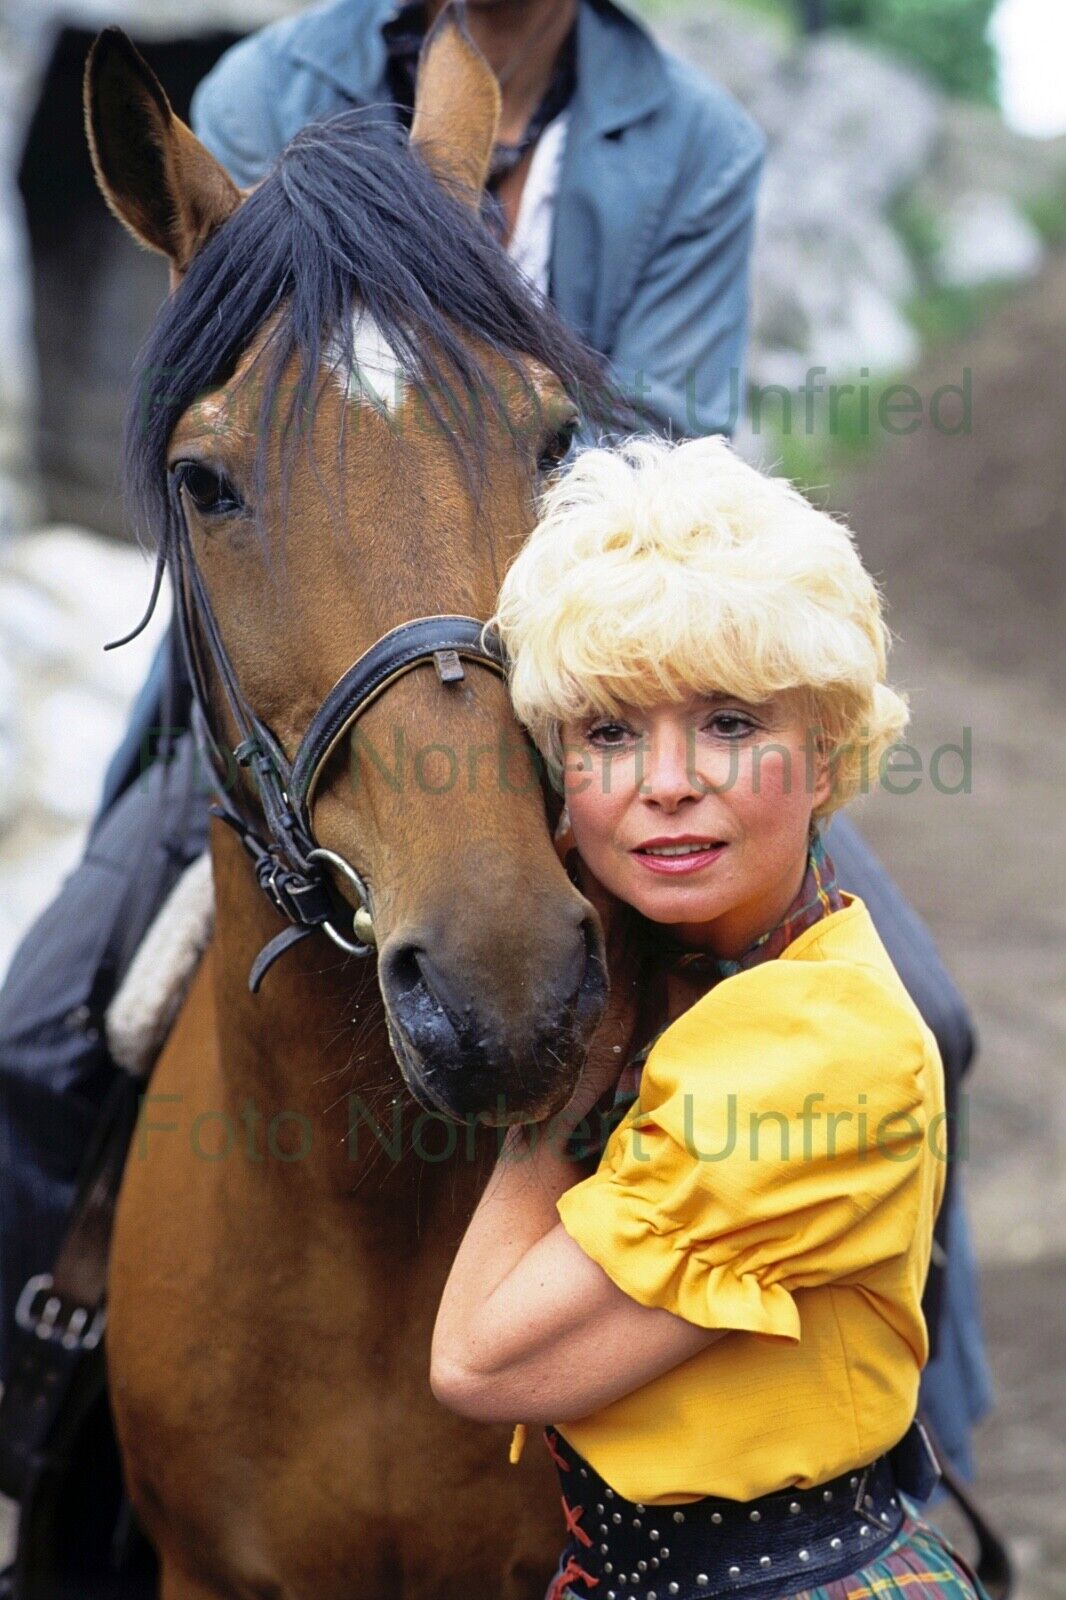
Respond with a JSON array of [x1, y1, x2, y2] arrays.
[[556, 956, 934, 1341]]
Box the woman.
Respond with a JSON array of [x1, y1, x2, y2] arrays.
[[430, 435, 988, 1600]]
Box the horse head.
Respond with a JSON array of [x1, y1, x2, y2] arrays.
[[84, 18, 612, 1128]]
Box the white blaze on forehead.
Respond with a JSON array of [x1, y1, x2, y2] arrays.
[[194, 392, 227, 423], [335, 306, 407, 414]]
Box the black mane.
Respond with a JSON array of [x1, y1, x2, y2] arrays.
[[124, 108, 613, 543]]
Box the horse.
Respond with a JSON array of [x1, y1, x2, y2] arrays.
[[81, 19, 651, 1599]]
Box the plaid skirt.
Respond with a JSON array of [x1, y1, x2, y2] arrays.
[[545, 1501, 991, 1600]]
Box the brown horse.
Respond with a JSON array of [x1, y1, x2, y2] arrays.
[[82, 18, 651, 1600]]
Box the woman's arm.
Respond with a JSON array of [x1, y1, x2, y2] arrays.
[[430, 1117, 727, 1425]]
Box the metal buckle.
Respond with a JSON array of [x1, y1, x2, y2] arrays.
[[263, 859, 286, 917], [307, 847, 375, 956], [15, 1273, 106, 1352], [232, 735, 261, 768], [255, 853, 305, 924]]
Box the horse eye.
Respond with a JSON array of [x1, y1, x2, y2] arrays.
[[536, 416, 579, 475], [175, 461, 243, 516]]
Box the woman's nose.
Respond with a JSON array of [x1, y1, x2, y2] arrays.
[[640, 728, 701, 809]]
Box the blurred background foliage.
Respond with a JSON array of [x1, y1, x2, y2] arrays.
[[636, 0, 999, 104], [814, 0, 998, 102]]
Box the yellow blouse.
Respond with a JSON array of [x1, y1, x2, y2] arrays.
[[541, 895, 946, 1504]]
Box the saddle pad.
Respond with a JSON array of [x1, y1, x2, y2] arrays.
[[105, 851, 214, 1077]]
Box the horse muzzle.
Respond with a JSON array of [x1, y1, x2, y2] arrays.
[[378, 909, 608, 1124]]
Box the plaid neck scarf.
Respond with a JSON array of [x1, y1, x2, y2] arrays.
[[383, 3, 577, 238], [657, 827, 844, 986], [565, 831, 845, 1162]]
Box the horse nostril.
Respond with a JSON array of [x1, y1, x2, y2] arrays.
[[377, 911, 609, 1122], [381, 942, 467, 1028], [379, 941, 477, 1079], [380, 940, 423, 1004]]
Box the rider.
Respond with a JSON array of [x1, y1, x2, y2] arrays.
[[0, 0, 990, 1484]]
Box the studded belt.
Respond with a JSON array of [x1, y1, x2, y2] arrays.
[[542, 1427, 909, 1600]]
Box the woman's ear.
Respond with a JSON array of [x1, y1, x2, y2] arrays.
[[553, 804, 575, 862], [808, 727, 835, 815]]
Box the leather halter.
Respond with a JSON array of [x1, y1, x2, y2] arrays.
[[167, 481, 508, 991]]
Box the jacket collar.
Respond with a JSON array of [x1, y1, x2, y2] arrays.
[[573, 0, 671, 135], [285, 0, 670, 132]]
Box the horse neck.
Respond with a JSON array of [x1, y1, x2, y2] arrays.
[[206, 817, 496, 1211]]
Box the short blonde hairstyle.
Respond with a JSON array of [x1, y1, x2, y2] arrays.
[[490, 435, 909, 817]]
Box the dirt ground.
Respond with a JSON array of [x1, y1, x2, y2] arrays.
[[1, 252, 1063, 1594], [831, 252, 1065, 1271], [825, 251, 1066, 1600]]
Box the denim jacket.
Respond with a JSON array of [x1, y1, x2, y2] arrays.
[[189, 0, 766, 438]]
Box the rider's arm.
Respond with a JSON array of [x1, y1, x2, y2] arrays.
[[604, 102, 765, 441]]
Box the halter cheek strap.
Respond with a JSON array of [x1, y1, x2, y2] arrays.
[[196, 616, 507, 992], [166, 480, 508, 991]]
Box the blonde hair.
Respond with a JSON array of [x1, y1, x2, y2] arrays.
[[490, 435, 909, 817]]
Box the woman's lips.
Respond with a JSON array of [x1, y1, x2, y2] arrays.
[[631, 842, 727, 876]]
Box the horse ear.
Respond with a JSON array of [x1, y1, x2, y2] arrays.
[[84, 28, 241, 277], [409, 4, 501, 206]]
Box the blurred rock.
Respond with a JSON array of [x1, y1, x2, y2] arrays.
[[0, 3, 50, 536], [651, 1, 1066, 386], [935, 193, 1046, 288], [0, 577, 70, 667], [661, 4, 788, 111], [750, 32, 942, 209], [0, 526, 170, 980], [917, 98, 1066, 217], [32, 683, 138, 823], [0, 656, 20, 836], [3, 527, 168, 701]]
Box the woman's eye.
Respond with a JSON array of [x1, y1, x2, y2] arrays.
[[585, 721, 638, 749], [175, 461, 243, 517], [705, 712, 757, 740], [536, 416, 579, 475]]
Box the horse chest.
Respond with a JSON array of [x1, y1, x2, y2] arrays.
[[107, 971, 562, 1598]]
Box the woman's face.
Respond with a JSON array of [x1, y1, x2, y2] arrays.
[[561, 692, 832, 958]]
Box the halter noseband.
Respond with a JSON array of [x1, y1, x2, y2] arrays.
[[168, 484, 507, 991]]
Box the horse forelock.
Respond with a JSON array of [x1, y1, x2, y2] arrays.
[[122, 107, 612, 554]]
